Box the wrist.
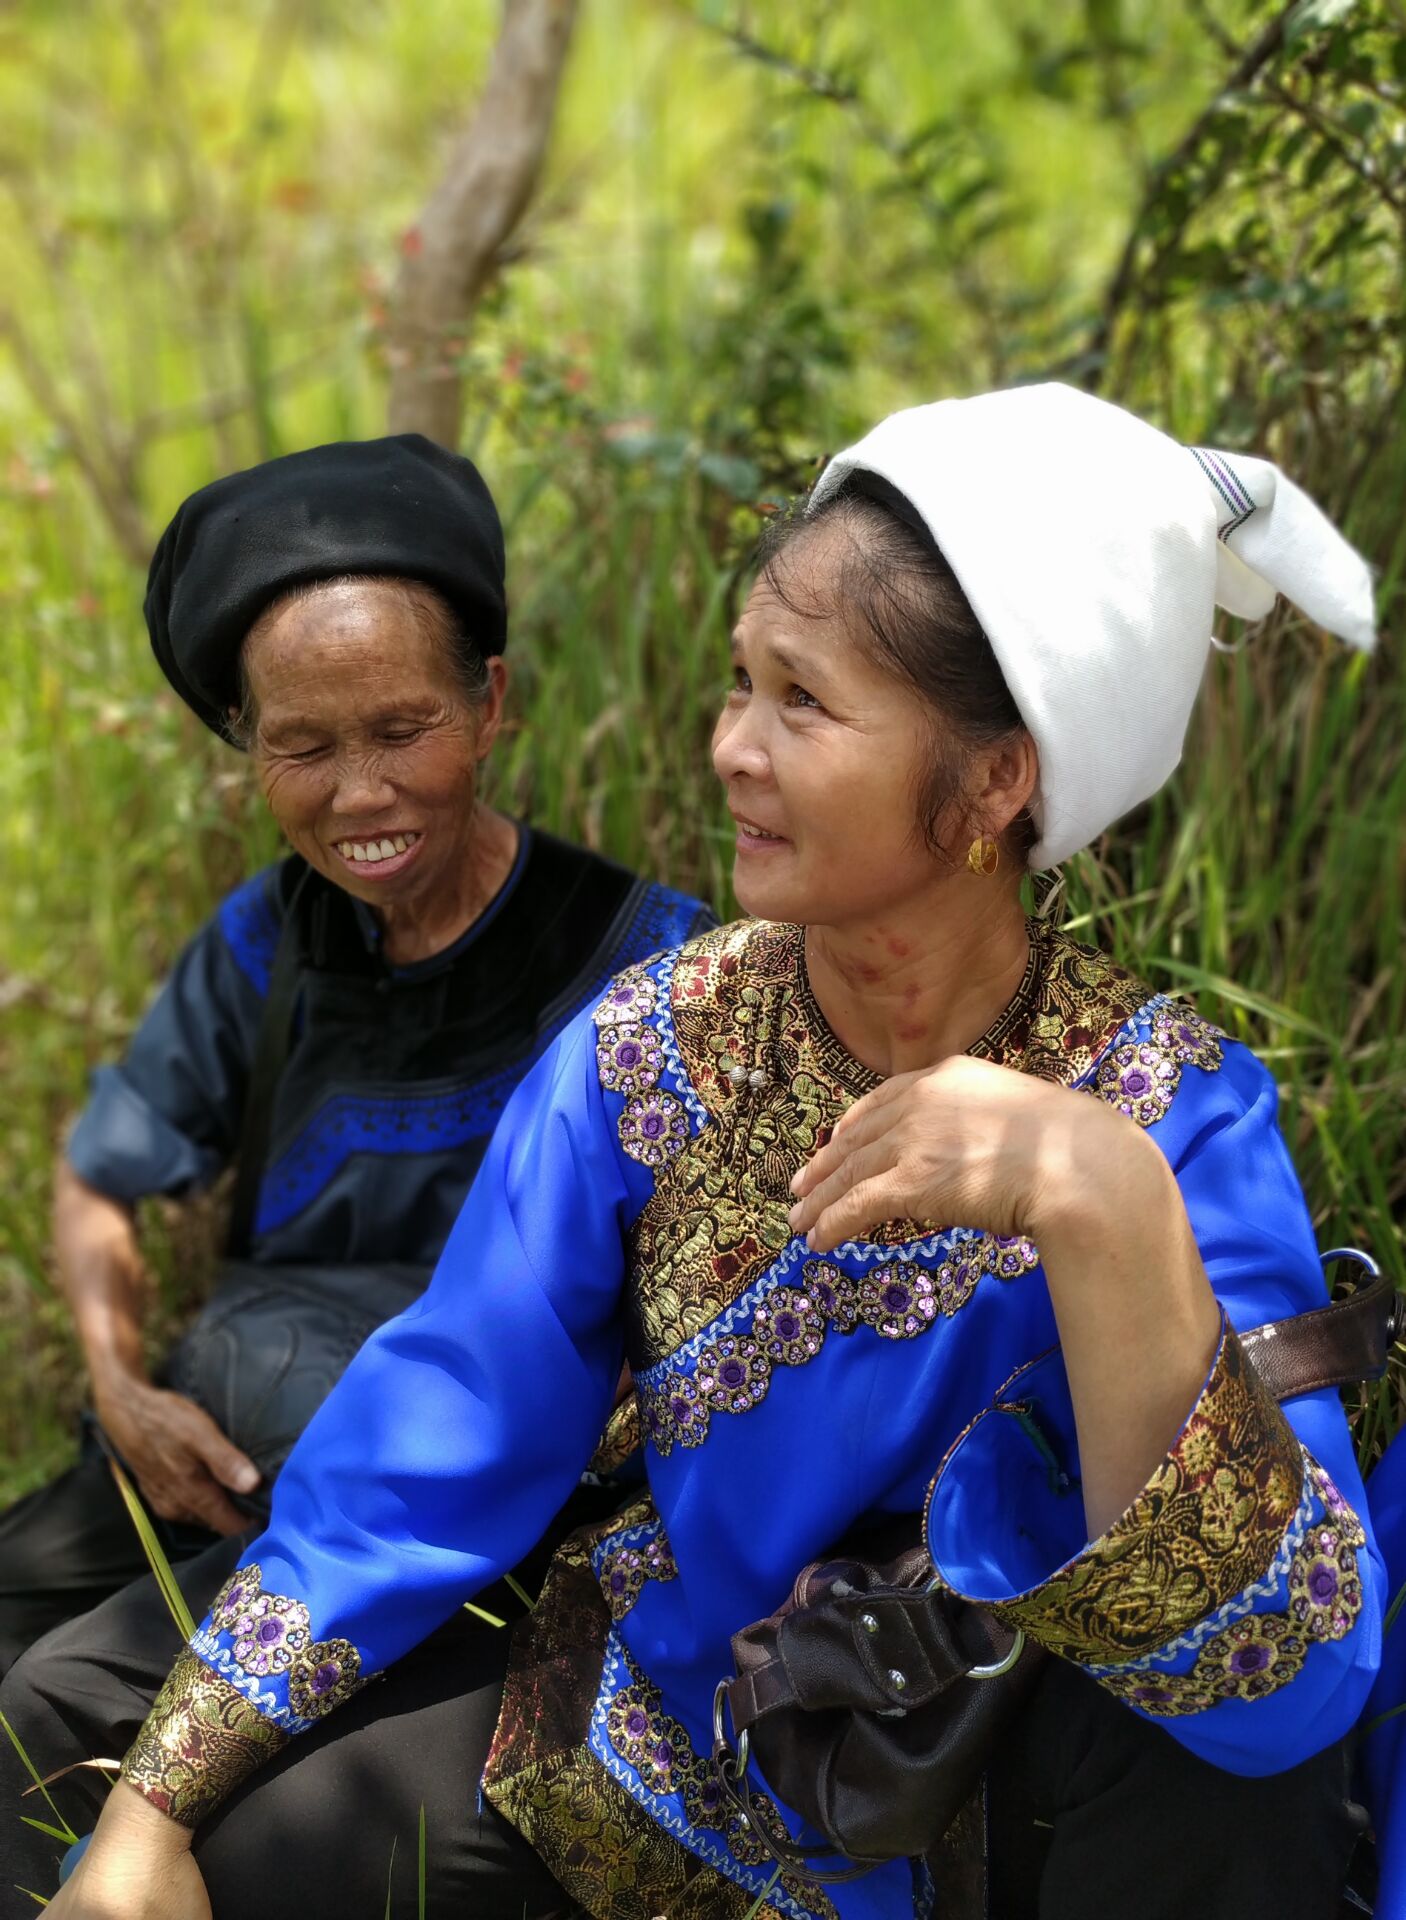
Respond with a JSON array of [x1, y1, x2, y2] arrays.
[[1027, 1099, 1177, 1255], [104, 1778, 196, 1851]]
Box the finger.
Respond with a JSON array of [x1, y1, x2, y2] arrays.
[[177, 1472, 250, 1536], [827, 1072, 924, 1141], [804, 1175, 904, 1254], [791, 1095, 907, 1197], [177, 1401, 262, 1496], [789, 1139, 896, 1236]]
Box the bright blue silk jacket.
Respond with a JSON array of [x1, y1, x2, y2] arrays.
[[129, 918, 1382, 1920]]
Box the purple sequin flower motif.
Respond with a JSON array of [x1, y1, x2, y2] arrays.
[[287, 1637, 365, 1721], [1149, 1006, 1225, 1072], [595, 969, 659, 1029], [604, 1680, 691, 1793], [1309, 1463, 1367, 1548], [753, 1286, 825, 1365], [1100, 1614, 1308, 1717], [1290, 1527, 1363, 1642], [230, 1595, 312, 1678], [984, 1234, 1041, 1282], [596, 1021, 665, 1098], [858, 1262, 938, 1340], [1096, 1040, 1179, 1127], [698, 1335, 770, 1415], [597, 1530, 678, 1622], [617, 1089, 690, 1167], [802, 1259, 861, 1333]]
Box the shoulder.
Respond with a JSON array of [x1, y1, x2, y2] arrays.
[[213, 855, 302, 997], [1035, 927, 1275, 1136], [594, 915, 768, 1024]]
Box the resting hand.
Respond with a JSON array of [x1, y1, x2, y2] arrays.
[[788, 1054, 1125, 1251], [45, 1782, 209, 1920], [94, 1373, 260, 1535]]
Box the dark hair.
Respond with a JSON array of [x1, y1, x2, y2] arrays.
[[756, 480, 1035, 863], [228, 574, 492, 748]]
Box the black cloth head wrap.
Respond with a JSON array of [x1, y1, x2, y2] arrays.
[[144, 433, 507, 741]]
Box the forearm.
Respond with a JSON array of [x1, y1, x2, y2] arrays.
[[53, 1158, 152, 1395], [1034, 1117, 1221, 1537]]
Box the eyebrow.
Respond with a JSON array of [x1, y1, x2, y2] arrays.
[[730, 629, 831, 687]]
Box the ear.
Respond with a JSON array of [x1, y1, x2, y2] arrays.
[[471, 657, 510, 761], [973, 730, 1039, 841]]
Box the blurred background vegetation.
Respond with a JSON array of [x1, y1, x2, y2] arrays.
[[2, 0, 1404, 1504]]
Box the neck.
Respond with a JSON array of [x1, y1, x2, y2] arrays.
[[376, 807, 520, 967], [804, 880, 1031, 1078]]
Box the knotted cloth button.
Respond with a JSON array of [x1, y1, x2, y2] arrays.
[[728, 1064, 748, 1086], [747, 1069, 768, 1089]]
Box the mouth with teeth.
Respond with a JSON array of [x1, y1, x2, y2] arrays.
[[731, 811, 788, 852], [330, 830, 423, 877]]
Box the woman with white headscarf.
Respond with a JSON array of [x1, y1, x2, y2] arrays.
[[24, 385, 1383, 1919]]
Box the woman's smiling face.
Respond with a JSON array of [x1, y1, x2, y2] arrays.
[[240, 577, 505, 913], [711, 519, 957, 928]]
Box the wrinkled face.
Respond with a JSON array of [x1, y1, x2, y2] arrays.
[[241, 579, 504, 913], [711, 521, 955, 928]]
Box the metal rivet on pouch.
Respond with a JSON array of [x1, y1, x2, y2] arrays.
[[860, 1613, 879, 1636], [888, 1668, 907, 1692]]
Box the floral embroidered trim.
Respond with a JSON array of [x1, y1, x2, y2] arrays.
[[1084, 1453, 1316, 1673], [195, 1563, 367, 1731], [120, 1650, 288, 1826], [1099, 1613, 1310, 1717], [1311, 1460, 1367, 1548], [642, 1234, 1040, 1456], [1090, 1002, 1225, 1127], [595, 963, 659, 1027], [959, 1327, 1304, 1664], [596, 1021, 665, 1098], [618, 1089, 691, 1165], [1089, 1460, 1365, 1715], [596, 1523, 678, 1622], [594, 1638, 839, 1920]]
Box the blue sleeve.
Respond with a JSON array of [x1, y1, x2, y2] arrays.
[[66, 872, 277, 1200], [184, 1007, 635, 1731], [927, 1029, 1383, 1776]]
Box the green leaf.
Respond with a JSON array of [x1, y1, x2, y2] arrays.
[[1287, 0, 1358, 42], [19, 1816, 77, 1844], [698, 451, 763, 498]]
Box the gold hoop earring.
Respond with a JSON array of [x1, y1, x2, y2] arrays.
[[967, 836, 1000, 877]]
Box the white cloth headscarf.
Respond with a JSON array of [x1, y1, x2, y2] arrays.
[[809, 383, 1376, 868]]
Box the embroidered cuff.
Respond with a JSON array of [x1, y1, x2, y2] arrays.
[[190, 1561, 367, 1732], [925, 1318, 1305, 1665], [120, 1651, 288, 1826]]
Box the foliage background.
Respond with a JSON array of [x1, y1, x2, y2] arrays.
[[2, 0, 1404, 1503]]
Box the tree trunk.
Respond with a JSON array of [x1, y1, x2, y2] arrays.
[[386, 0, 579, 448]]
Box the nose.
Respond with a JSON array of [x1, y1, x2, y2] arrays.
[[712, 697, 771, 787], [328, 747, 397, 819]]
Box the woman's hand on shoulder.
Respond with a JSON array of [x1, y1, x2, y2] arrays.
[[788, 1054, 1144, 1252], [44, 1782, 210, 1920]]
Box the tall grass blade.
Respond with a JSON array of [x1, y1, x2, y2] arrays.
[[463, 1600, 507, 1629], [0, 1711, 78, 1846], [104, 1456, 197, 1643], [503, 1573, 536, 1611], [740, 1861, 784, 1918], [384, 1834, 397, 1919], [417, 1805, 427, 1920]]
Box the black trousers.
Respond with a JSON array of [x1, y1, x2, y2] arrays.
[[0, 1534, 1361, 1920], [0, 1429, 222, 1681]]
